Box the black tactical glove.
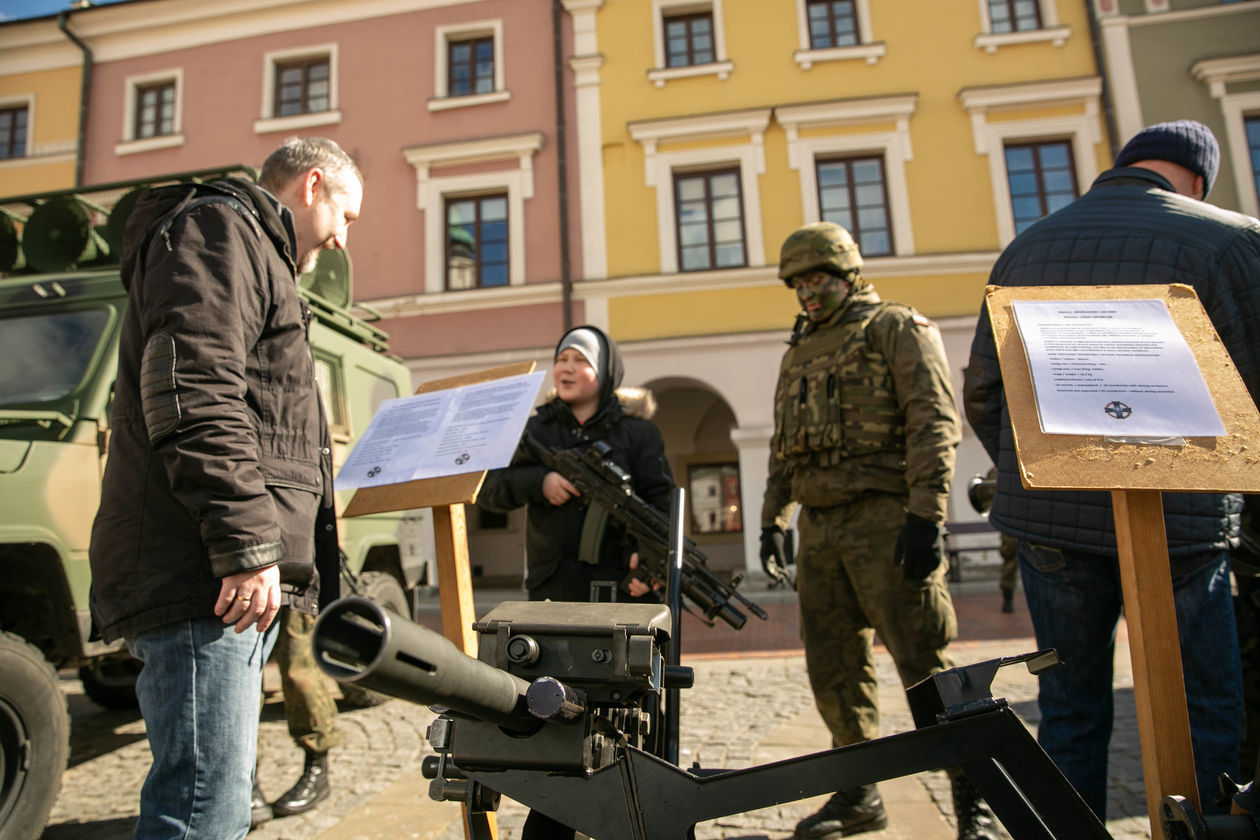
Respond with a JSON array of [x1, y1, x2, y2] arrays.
[[759, 525, 790, 584], [894, 513, 942, 581]]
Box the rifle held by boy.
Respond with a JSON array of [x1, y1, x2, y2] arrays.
[[521, 435, 768, 630]]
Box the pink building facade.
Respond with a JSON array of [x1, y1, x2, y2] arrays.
[[73, 0, 583, 359]]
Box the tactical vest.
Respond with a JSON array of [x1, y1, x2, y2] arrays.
[[771, 304, 905, 468]]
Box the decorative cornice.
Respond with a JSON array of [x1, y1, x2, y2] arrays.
[[973, 25, 1070, 54], [0, 0, 485, 71], [775, 94, 917, 129], [362, 253, 1002, 320], [403, 131, 545, 170], [1192, 53, 1260, 98], [1118, 0, 1260, 27], [958, 76, 1101, 111], [627, 107, 771, 145]]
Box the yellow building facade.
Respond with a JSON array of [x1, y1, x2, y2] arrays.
[[0, 51, 81, 195], [562, 0, 1112, 575]]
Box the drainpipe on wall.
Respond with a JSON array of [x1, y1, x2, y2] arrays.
[[1084, 0, 1120, 160], [58, 10, 93, 188], [552, 0, 574, 332]]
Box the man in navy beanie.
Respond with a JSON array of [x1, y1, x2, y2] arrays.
[[963, 119, 1260, 820]]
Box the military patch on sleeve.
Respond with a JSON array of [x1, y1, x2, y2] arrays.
[[912, 314, 932, 328]]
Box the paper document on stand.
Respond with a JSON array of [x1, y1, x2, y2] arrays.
[[1011, 299, 1224, 437], [335, 370, 546, 489]]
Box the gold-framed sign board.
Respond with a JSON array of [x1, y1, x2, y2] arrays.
[[986, 283, 1260, 829]]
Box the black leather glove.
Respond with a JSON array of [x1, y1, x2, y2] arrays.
[[894, 513, 942, 581], [759, 526, 790, 584]]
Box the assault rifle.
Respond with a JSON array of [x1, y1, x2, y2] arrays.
[[520, 434, 767, 630]]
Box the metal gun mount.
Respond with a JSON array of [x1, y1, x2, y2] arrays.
[[314, 597, 1114, 840]]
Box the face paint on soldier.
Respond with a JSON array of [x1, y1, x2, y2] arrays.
[[793, 270, 851, 322]]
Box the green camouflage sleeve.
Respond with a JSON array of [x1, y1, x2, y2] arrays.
[[870, 306, 960, 523], [761, 450, 796, 530], [760, 355, 797, 530]]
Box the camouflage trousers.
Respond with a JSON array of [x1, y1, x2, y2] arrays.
[[264, 608, 344, 756], [797, 492, 957, 747], [999, 533, 1020, 591]]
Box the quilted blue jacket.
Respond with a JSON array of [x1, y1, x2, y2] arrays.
[[963, 166, 1260, 558]]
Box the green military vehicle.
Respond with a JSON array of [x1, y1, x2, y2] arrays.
[[0, 168, 434, 837]]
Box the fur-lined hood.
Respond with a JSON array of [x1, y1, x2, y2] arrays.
[[537, 386, 657, 420]]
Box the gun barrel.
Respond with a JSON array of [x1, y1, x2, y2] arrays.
[[312, 597, 536, 732]]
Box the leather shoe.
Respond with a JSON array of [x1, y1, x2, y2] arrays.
[[794, 784, 887, 839], [272, 748, 330, 817], [250, 781, 272, 829]]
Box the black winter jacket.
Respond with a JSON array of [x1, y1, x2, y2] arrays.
[[90, 178, 338, 642], [963, 167, 1260, 558], [479, 388, 674, 595]]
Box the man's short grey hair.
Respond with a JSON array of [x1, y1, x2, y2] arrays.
[[259, 136, 362, 195]]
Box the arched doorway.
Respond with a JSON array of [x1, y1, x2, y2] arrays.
[[645, 377, 746, 576]]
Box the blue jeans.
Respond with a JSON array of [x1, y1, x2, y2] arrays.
[[1019, 542, 1242, 819], [128, 616, 278, 840]]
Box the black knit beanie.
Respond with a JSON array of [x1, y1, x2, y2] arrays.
[[1114, 119, 1219, 198]]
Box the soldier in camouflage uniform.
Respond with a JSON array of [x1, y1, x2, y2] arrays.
[[253, 608, 344, 826], [759, 222, 995, 840]]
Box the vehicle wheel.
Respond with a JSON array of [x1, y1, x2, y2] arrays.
[[79, 655, 142, 710], [0, 631, 68, 839], [338, 571, 409, 709]]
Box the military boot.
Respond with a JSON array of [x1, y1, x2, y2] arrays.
[[250, 781, 272, 829], [1000, 587, 1014, 613], [794, 784, 888, 839], [271, 748, 331, 817], [952, 774, 999, 840]]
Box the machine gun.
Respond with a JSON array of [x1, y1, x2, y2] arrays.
[[313, 596, 1117, 840], [520, 434, 767, 630]]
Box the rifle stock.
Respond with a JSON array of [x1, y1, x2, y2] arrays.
[[520, 435, 767, 630]]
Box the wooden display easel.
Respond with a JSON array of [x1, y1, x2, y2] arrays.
[[986, 284, 1260, 830], [342, 361, 536, 840]]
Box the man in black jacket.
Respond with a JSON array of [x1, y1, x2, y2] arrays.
[[89, 136, 362, 839], [963, 120, 1259, 819]]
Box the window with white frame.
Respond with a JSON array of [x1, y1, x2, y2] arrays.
[[794, 0, 884, 68], [974, 0, 1068, 52], [988, 0, 1042, 32], [445, 193, 509, 289], [674, 168, 746, 271], [649, 0, 733, 87], [776, 95, 917, 255], [664, 10, 715, 67], [255, 45, 340, 134], [135, 82, 176, 139], [1003, 139, 1078, 234], [0, 105, 29, 160], [1193, 53, 1260, 218], [431, 21, 509, 111], [628, 108, 769, 274], [403, 132, 542, 293], [275, 56, 330, 116], [960, 77, 1102, 245], [816, 155, 893, 256], [117, 69, 184, 155]]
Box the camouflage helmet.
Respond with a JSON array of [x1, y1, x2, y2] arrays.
[[778, 221, 863, 285]]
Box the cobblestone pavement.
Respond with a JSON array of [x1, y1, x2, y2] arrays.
[[41, 622, 1155, 840]]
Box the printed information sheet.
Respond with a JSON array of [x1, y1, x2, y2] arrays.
[[335, 370, 546, 489], [1011, 299, 1224, 437]]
